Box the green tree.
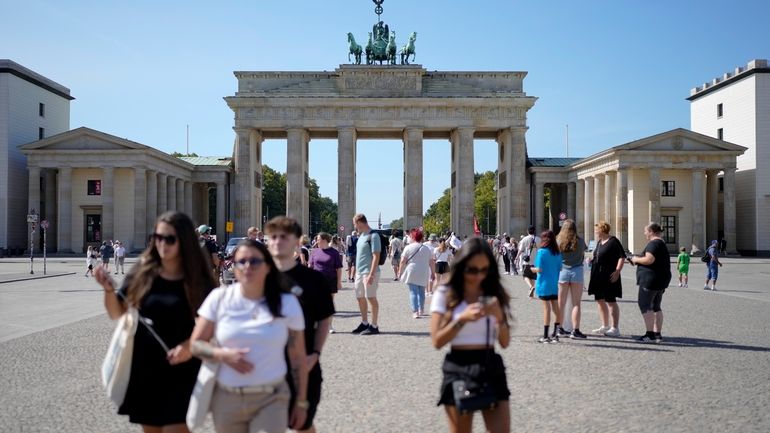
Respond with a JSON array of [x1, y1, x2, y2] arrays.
[[262, 165, 286, 220], [389, 217, 403, 229], [171, 151, 199, 157], [422, 170, 498, 236], [423, 188, 451, 235], [261, 165, 338, 235]]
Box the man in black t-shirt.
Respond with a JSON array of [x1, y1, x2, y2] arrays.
[[265, 216, 335, 433]]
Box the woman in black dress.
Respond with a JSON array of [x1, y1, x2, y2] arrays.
[[587, 221, 626, 337], [629, 222, 672, 343], [96, 211, 217, 433]]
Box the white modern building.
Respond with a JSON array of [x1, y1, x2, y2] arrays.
[[688, 59, 770, 256], [0, 60, 73, 253]]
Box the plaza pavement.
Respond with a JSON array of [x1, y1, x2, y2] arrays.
[[1, 256, 769, 432]]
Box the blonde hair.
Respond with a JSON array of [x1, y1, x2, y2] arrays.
[[556, 219, 578, 252], [594, 221, 611, 235]]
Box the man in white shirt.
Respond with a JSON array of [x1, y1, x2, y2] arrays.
[[515, 225, 541, 298], [113, 241, 126, 275]]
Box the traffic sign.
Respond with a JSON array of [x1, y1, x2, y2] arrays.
[[225, 221, 234, 233], [559, 212, 567, 221], [40, 220, 49, 230]]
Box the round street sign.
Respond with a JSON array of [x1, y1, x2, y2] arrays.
[[40, 220, 49, 230], [559, 212, 567, 221]]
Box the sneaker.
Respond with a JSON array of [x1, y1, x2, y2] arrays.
[[703, 285, 710, 290], [604, 327, 620, 337], [328, 328, 336, 334], [654, 334, 663, 343], [556, 326, 570, 337], [677, 283, 682, 287], [537, 336, 551, 344], [711, 287, 717, 291], [570, 329, 587, 339], [413, 312, 420, 319], [637, 334, 655, 343], [549, 335, 559, 343], [592, 325, 610, 335], [351, 322, 369, 334], [360, 324, 380, 335]]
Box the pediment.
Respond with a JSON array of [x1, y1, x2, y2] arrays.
[[20, 127, 149, 152], [616, 128, 746, 153]]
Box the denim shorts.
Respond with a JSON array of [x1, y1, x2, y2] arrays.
[[558, 265, 584, 284], [706, 263, 719, 281]]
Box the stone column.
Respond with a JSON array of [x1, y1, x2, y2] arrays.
[[594, 174, 605, 224], [403, 127, 424, 230], [27, 166, 41, 252], [450, 127, 475, 236], [184, 181, 193, 217], [616, 169, 629, 248], [567, 182, 576, 222], [337, 127, 356, 237], [605, 171, 616, 229], [44, 169, 57, 251], [575, 179, 584, 230], [157, 173, 167, 213], [692, 169, 706, 251], [648, 167, 660, 224], [496, 130, 511, 235], [216, 182, 226, 239], [233, 129, 254, 235], [176, 178, 184, 213], [584, 177, 594, 241], [146, 170, 157, 237], [57, 167, 73, 253], [706, 170, 719, 243], [534, 180, 545, 232], [723, 168, 737, 254], [251, 130, 264, 232], [167, 175, 176, 211], [102, 167, 114, 242], [287, 128, 310, 234], [510, 127, 528, 236], [133, 168, 147, 251]]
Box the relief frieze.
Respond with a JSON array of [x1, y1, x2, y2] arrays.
[[236, 106, 526, 122]]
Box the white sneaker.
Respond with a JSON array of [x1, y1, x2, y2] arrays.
[[592, 325, 610, 335], [604, 327, 620, 337], [678, 283, 682, 287]]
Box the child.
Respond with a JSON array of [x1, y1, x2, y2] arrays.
[[677, 247, 690, 287], [85, 246, 97, 277]]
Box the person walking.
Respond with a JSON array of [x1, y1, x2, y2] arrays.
[[500, 236, 512, 275], [424, 234, 440, 295], [429, 238, 511, 433], [587, 221, 626, 337], [434, 238, 453, 286], [189, 239, 309, 433], [85, 245, 97, 277], [351, 214, 381, 335], [508, 239, 519, 276], [198, 225, 220, 279], [555, 220, 588, 339], [266, 219, 336, 433], [515, 226, 540, 298], [99, 240, 114, 272], [703, 240, 723, 291], [308, 231, 342, 334], [332, 235, 345, 257], [530, 231, 563, 343], [96, 211, 218, 432], [629, 223, 672, 343], [114, 240, 126, 275], [677, 247, 690, 287], [389, 233, 404, 281], [397, 228, 435, 318], [345, 231, 358, 283]]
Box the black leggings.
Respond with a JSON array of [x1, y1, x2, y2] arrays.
[[502, 254, 510, 273], [638, 287, 664, 313]]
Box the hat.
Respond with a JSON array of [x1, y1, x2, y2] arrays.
[[711, 239, 718, 245], [429, 234, 437, 241], [198, 224, 211, 234]]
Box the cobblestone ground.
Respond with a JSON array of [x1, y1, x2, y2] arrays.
[[1, 258, 769, 432]]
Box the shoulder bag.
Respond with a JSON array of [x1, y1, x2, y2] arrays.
[[451, 316, 497, 414], [399, 245, 426, 282]]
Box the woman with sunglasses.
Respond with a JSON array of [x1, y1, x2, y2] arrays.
[[190, 239, 309, 433], [430, 238, 512, 433], [530, 230, 563, 343], [96, 211, 217, 433]]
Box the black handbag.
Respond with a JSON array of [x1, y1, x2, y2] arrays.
[[452, 317, 497, 414]]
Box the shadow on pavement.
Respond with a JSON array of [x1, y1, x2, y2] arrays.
[[581, 343, 674, 352], [377, 331, 431, 337], [658, 337, 770, 352]]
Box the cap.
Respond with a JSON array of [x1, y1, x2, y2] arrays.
[[198, 224, 211, 234]]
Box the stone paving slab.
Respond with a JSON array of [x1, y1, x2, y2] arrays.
[[0, 258, 768, 432]]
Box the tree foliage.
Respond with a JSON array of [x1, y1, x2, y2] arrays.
[[423, 188, 451, 235], [261, 165, 338, 235], [389, 217, 403, 229], [422, 170, 498, 236], [171, 152, 199, 157]]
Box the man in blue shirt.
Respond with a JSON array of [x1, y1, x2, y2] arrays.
[[351, 214, 381, 335], [704, 239, 723, 291]]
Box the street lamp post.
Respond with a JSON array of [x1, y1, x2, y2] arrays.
[[27, 209, 38, 275]]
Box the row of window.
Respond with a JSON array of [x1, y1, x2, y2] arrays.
[[39, 102, 46, 139]]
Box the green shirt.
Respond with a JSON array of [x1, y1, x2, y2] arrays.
[[677, 252, 690, 270], [355, 230, 381, 275]]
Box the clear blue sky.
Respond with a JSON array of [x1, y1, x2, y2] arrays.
[[3, 0, 769, 224]]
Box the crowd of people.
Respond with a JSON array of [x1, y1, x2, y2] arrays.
[[95, 210, 718, 433]]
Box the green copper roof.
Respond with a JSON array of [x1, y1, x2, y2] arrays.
[[178, 156, 232, 166], [528, 157, 583, 167]]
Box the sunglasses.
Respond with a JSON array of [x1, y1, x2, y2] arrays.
[[464, 266, 489, 276], [152, 233, 177, 245], [234, 257, 266, 270]]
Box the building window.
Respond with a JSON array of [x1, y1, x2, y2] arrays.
[[661, 215, 676, 244], [86, 214, 102, 243], [719, 177, 724, 192], [717, 103, 723, 118], [87, 180, 102, 195], [661, 180, 676, 197], [38, 127, 45, 139], [717, 128, 723, 140], [39, 103, 45, 117]]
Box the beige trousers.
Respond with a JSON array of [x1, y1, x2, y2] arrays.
[[211, 381, 290, 433]]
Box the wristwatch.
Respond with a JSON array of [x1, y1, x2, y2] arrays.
[[296, 399, 310, 409]]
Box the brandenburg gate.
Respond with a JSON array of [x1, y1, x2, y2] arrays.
[[226, 65, 536, 238]]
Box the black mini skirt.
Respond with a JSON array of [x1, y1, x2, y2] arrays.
[[438, 349, 510, 406]]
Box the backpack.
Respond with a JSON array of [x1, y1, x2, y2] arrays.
[[367, 231, 389, 266], [701, 248, 711, 263], [347, 236, 358, 255]]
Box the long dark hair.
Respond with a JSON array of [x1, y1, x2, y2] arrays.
[[125, 211, 217, 317], [540, 230, 560, 255], [446, 238, 512, 322], [232, 239, 292, 318]]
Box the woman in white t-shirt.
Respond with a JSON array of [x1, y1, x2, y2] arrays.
[[429, 238, 512, 433], [397, 228, 435, 318], [433, 239, 453, 285], [190, 239, 309, 433]]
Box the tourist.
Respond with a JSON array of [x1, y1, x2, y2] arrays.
[[424, 234, 440, 295], [492, 236, 501, 265], [703, 239, 723, 291], [501, 236, 512, 275], [587, 221, 626, 337], [397, 228, 434, 318], [629, 223, 672, 343], [508, 239, 518, 276], [434, 238, 453, 285], [345, 231, 358, 283], [189, 239, 309, 432], [530, 231, 563, 343], [113, 240, 126, 275], [351, 214, 381, 335], [308, 231, 342, 334], [246, 226, 259, 241], [677, 247, 690, 287], [515, 226, 540, 298], [429, 237, 511, 433], [266, 219, 335, 432], [198, 225, 220, 278], [99, 240, 113, 272], [389, 232, 404, 281], [332, 234, 345, 257], [85, 245, 97, 277], [96, 211, 217, 432], [297, 235, 311, 266], [555, 219, 588, 339]]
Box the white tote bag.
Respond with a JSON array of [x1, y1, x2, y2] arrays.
[[101, 307, 139, 406], [186, 359, 220, 431]]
